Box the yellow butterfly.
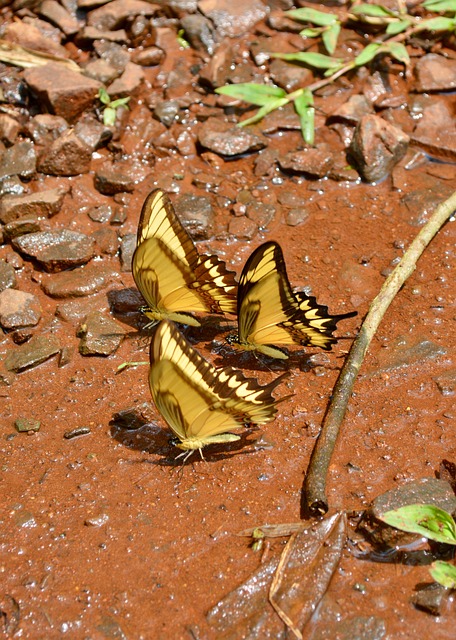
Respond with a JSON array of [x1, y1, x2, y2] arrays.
[[227, 241, 356, 359], [149, 320, 289, 459], [132, 189, 237, 327]]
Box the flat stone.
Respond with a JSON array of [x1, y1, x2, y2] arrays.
[[228, 216, 257, 240], [131, 46, 165, 67], [198, 0, 269, 37], [74, 115, 112, 151], [87, 0, 158, 30], [269, 58, 312, 92], [415, 53, 456, 92], [198, 118, 266, 157], [39, 0, 80, 36], [154, 100, 180, 128], [41, 263, 113, 298], [0, 289, 42, 330], [23, 63, 102, 124], [246, 201, 276, 229], [92, 228, 119, 256], [180, 14, 215, 55], [107, 62, 144, 98], [411, 100, 456, 163], [79, 26, 128, 43], [434, 369, 456, 396], [279, 148, 334, 177], [94, 162, 150, 195], [4, 334, 61, 372], [13, 230, 95, 273], [0, 187, 68, 224], [37, 130, 92, 176], [411, 583, 450, 616], [94, 41, 130, 73], [26, 114, 68, 146], [0, 114, 20, 146], [0, 261, 17, 292], [349, 115, 409, 183], [77, 311, 125, 356], [0, 176, 26, 199], [329, 94, 373, 124], [15, 417, 41, 433], [108, 287, 143, 313], [119, 234, 135, 271], [174, 193, 214, 240], [56, 292, 110, 323], [286, 207, 309, 227], [368, 335, 446, 374], [0, 141, 36, 180], [4, 217, 42, 240], [83, 58, 120, 84], [3, 20, 69, 58]]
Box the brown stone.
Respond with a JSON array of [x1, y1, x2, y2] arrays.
[[0, 187, 68, 224], [37, 130, 92, 176]]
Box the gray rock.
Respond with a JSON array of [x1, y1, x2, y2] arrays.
[[0, 114, 20, 146], [87, 0, 157, 31], [411, 100, 456, 163], [74, 115, 112, 151], [329, 94, 373, 124], [0, 260, 17, 292], [0, 187, 68, 224], [434, 369, 456, 396], [410, 583, 450, 616], [84, 513, 109, 527], [83, 58, 120, 84], [0, 176, 26, 199], [79, 26, 128, 43], [26, 114, 68, 146], [23, 63, 102, 124], [56, 292, 110, 323], [107, 62, 144, 98], [0, 289, 42, 329], [174, 193, 214, 240], [368, 335, 446, 375], [228, 216, 257, 240], [401, 180, 455, 226], [94, 162, 150, 195], [131, 46, 165, 67], [415, 53, 456, 93], [269, 58, 312, 92], [39, 0, 80, 36], [37, 130, 92, 176], [87, 204, 113, 223], [94, 40, 130, 73], [286, 207, 309, 227], [180, 14, 215, 55], [0, 141, 36, 180], [77, 311, 125, 356], [198, 0, 269, 37], [198, 118, 266, 157], [349, 115, 409, 183], [120, 233, 135, 271], [4, 334, 61, 372], [41, 263, 113, 297], [246, 201, 276, 229], [4, 217, 42, 240], [15, 417, 41, 433], [154, 100, 180, 128], [92, 227, 119, 256], [358, 478, 456, 548], [13, 230, 95, 273], [279, 148, 334, 177]]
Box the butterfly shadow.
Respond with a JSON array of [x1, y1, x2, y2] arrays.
[[209, 340, 317, 374]]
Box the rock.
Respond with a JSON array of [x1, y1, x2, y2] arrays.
[[434, 369, 456, 396], [94, 162, 150, 195], [112, 402, 155, 429], [0, 114, 20, 146], [0, 289, 42, 330], [198, 0, 269, 37], [92, 228, 119, 256], [88, 204, 113, 223], [198, 118, 266, 156], [0, 261, 17, 292], [174, 193, 214, 240], [328, 616, 386, 640], [131, 46, 165, 67], [246, 201, 276, 229], [0, 141, 36, 180], [400, 180, 455, 226], [286, 207, 309, 227], [83, 58, 120, 84], [37, 130, 92, 176], [15, 417, 41, 433], [77, 311, 125, 356], [87, 0, 158, 31], [108, 287, 143, 314], [26, 114, 68, 146], [329, 94, 373, 124], [415, 53, 456, 93], [199, 42, 234, 89], [0, 176, 26, 199], [39, 0, 80, 36], [119, 234, 136, 271], [56, 292, 110, 323], [269, 58, 312, 92], [228, 216, 257, 240], [41, 263, 114, 298], [368, 335, 446, 375], [411, 583, 450, 616], [84, 513, 109, 527], [4, 334, 61, 372], [349, 115, 409, 183], [358, 478, 456, 548], [79, 25, 128, 43], [176, 130, 197, 156], [411, 100, 456, 163], [4, 217, 42, 240], [2, 20, 69, 58], [254, 147, 278, 176], [93, 40, 130, 73], [23, 63, 102, 123], [13, 230, 95, 273], [154, 100, 180, 127], [74, 115, 112, 151], [0, 187, 68, 224], [180, 14, 215, 55], [279, 148, 334, 177], [107, 62, 145, 98]]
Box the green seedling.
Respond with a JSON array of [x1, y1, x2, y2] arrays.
[[98, 87, 131, 126]]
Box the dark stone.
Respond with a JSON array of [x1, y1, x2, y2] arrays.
[[87, 0, 158, 31], [25, 114, 68, 146], [4, 334, 61, 372], [94, 162, 150, 195], [0, 260, 17, 292], [0, 187, 68, 224], [415, 53, 456, 93], [279, 148, 334, 177], [411, 583, 450, 616], [74, 115, 112, 152], [0, 141, 36, 180], [37, 130, 92, 176], [180, 14, 215, 55], [154, 100, 180, 127], [329, 94, 373, 124], [77, 311, 125, 356], [434, 369, 456, 396], [13, 230, 95, 273], [198, 118, 266, 157], [198, 0, 269, 38], [174, 193, 214, 240], [4, 216, 42, 240]]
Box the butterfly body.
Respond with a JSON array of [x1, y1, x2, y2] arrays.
[[149, 320, 288, 457], [132, 189, 237, 327], [228, 241, 356, 359]]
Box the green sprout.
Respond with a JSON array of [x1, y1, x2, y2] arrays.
[[98, 87, 131, 127]]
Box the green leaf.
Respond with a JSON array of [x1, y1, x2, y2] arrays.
[[109, 97, 131, 109], [238, 96, 289, 127], [379, 505, 456, 545], [177, 28, 190, 49], [285, 8, 338, 26], [271, 51, 342, 69], [295, 89, 314, 145], [299, 27, 323, 38], [351, 3, 396, 17], [215, 83, 287, 106], [103, 106, 116, 127], [354, 43, 382, 66], [423, 0, 456, 10], [322, 22, 341, 55], [386, 19, 412, 35], [386, 42, 410, 65], [98, 87, 111, 105], [416, 16, 456, 32], [430, 561, 456, 589]]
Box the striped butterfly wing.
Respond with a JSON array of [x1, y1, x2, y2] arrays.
[[149, 321, 287, 451], [133, 189, 237, 324]]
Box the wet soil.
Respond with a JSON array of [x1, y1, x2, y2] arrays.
[[1, 1, 455, 638]]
